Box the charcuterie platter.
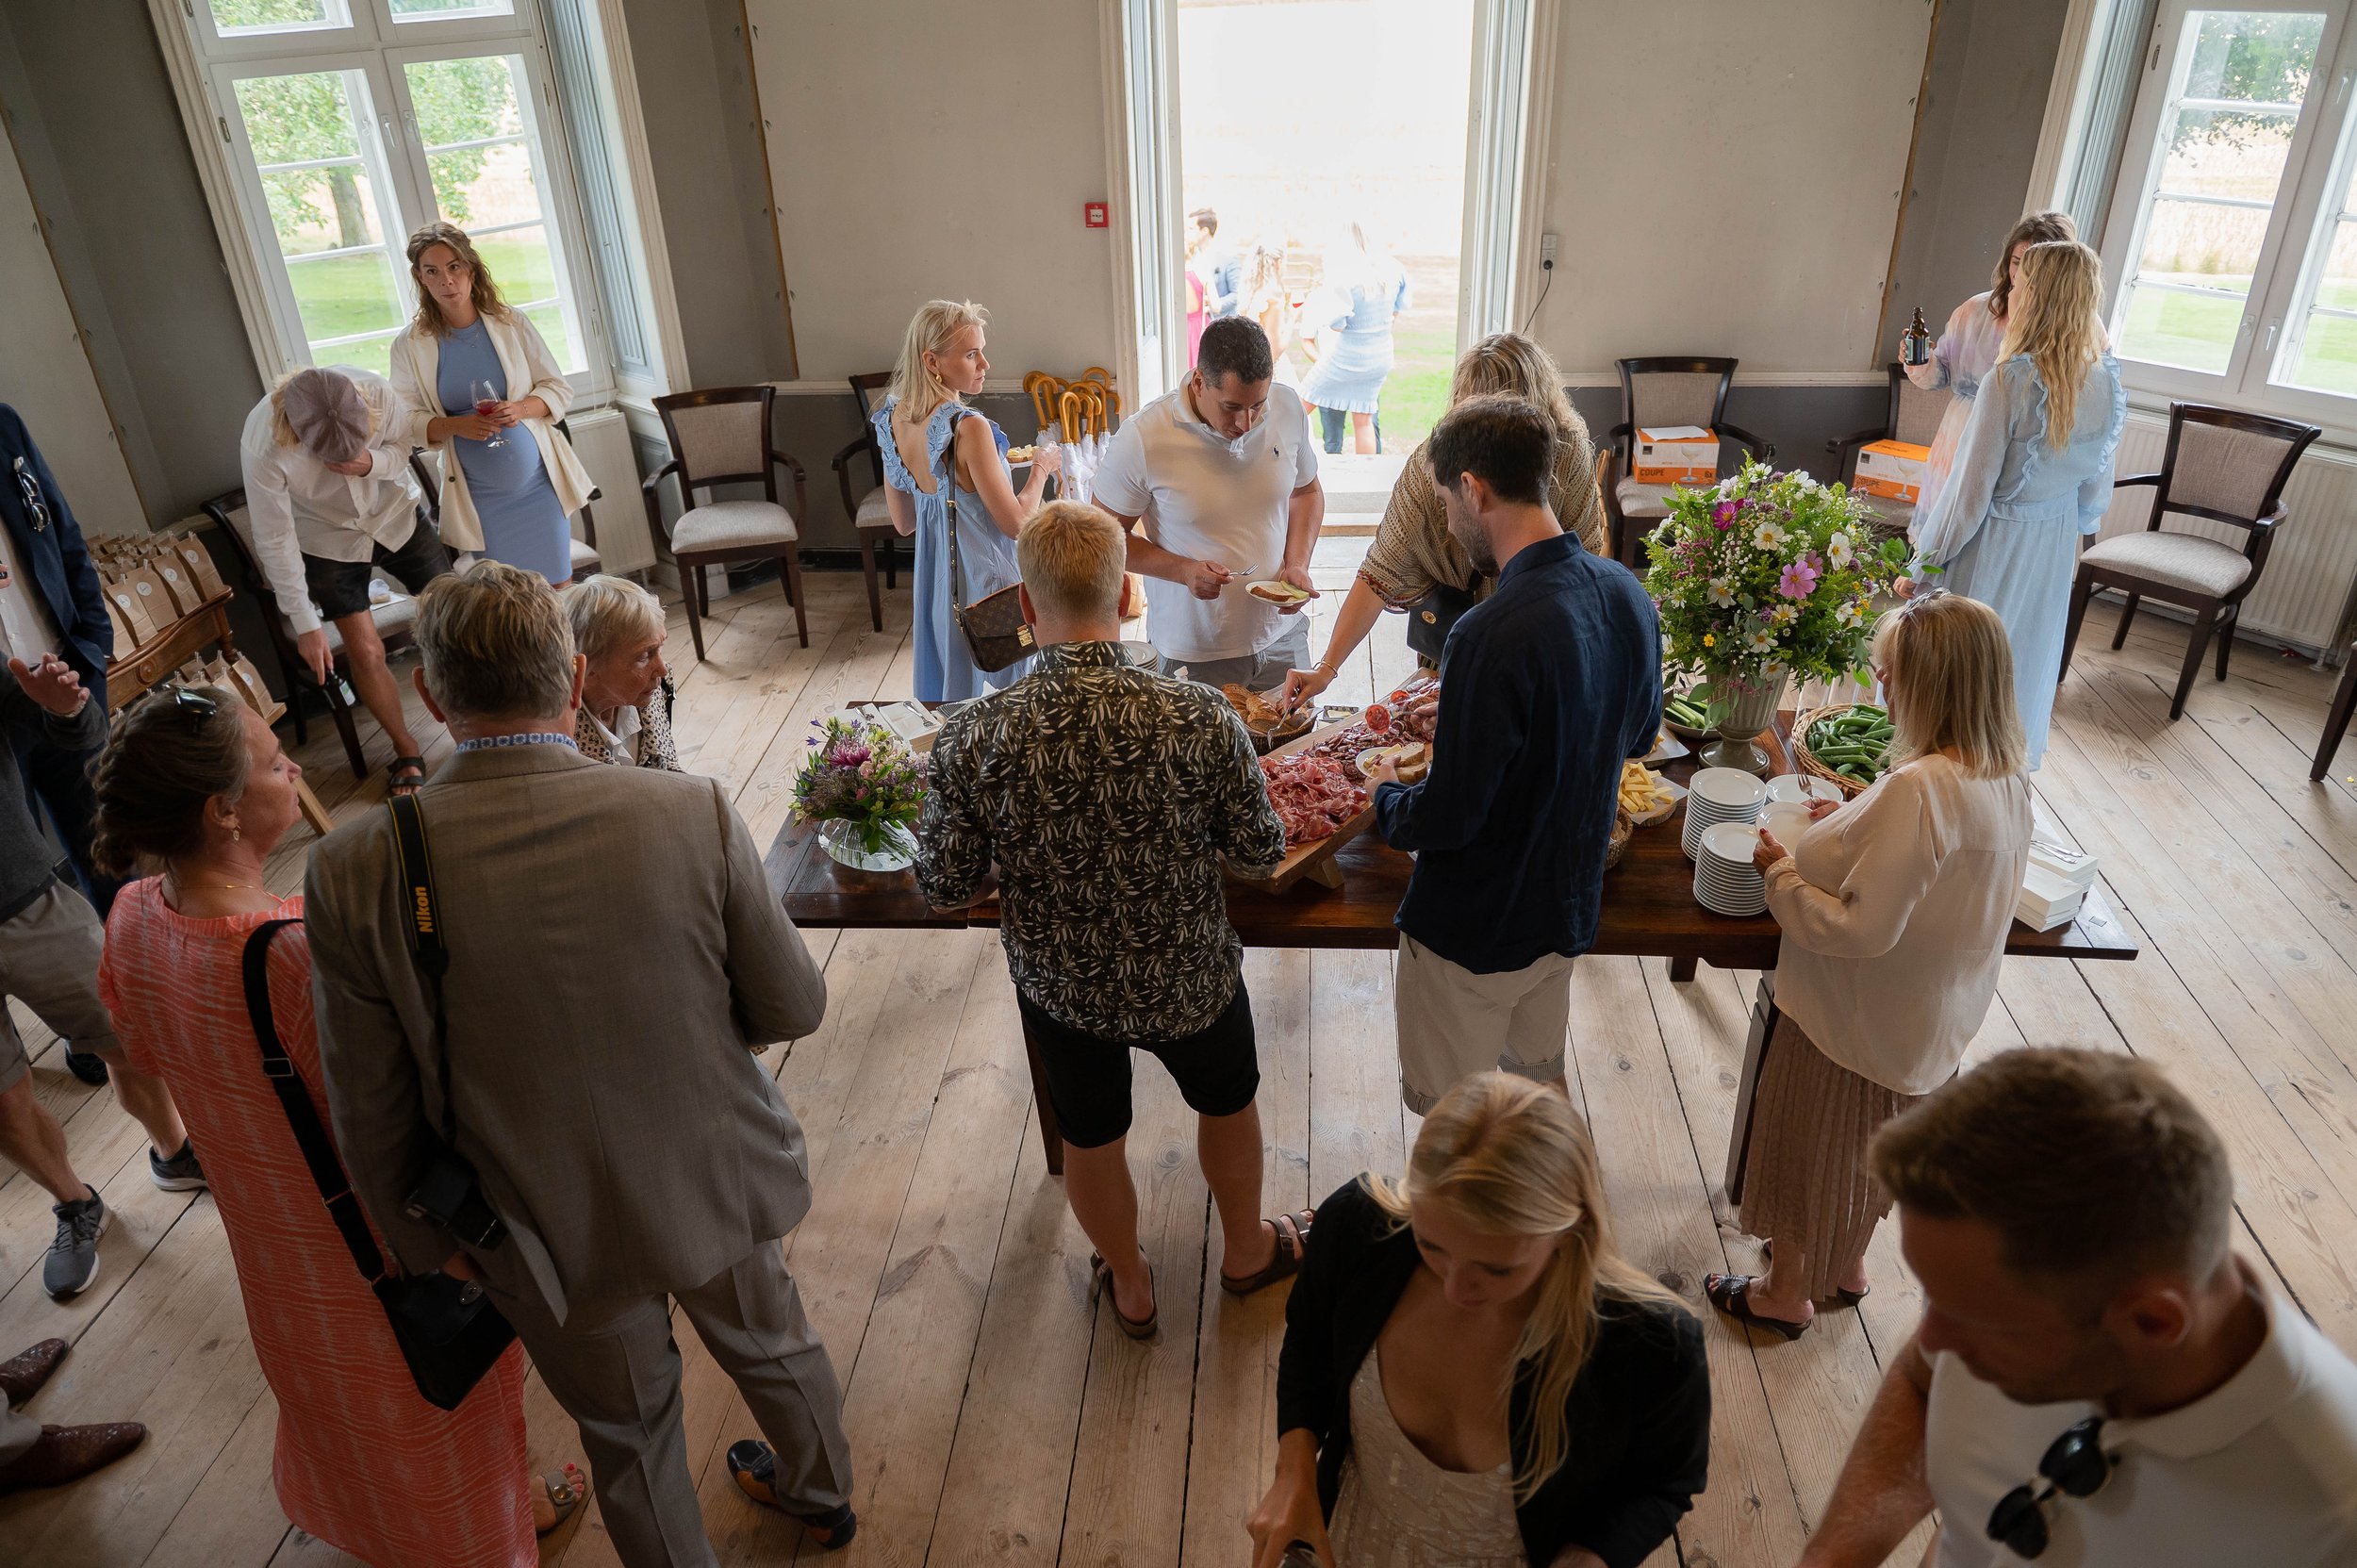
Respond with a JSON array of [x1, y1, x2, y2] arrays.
[[1225, 679, 1440, 895]]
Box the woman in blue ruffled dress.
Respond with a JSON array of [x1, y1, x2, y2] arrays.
[[1301, 223, 1411, 456], [1908, 239, 2124, 769], [874, 301, 1060, 701], [1901, 210, 2077, 524]]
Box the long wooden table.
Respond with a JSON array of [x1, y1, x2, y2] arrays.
[[769, 713, 2135, 1174]]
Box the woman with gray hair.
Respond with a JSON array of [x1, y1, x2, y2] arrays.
[[568, 574, 679, 770]]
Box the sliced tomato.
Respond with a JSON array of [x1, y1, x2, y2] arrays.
[[1364, 702, 1392, 734]]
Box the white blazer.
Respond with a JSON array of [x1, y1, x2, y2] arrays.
[[387, 308, 595, 553]]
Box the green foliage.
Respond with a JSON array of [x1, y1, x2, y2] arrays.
[[211, 0, 333, 27], [2171, 12, 2321, 148]]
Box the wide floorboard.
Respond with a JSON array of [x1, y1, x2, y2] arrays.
[[6, 563, 2356, 1567]]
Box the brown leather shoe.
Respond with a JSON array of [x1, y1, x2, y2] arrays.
[[0, 1339, 68, 1406], [0, 1423, 146, 1494]]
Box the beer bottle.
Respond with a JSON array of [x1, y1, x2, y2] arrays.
[[1902, 306, 1933, 368]]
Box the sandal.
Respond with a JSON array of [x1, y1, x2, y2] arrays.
[[1761, 1239, 1870, 1306], [386, 756, 427, 798], [726, 1440, 857, 1548], [1089, 1249, 1159, 1339], [1221, 1209, 1315, 1296], [1705, 1272, 1812, 1342], [536, 1463, 587, 1537]]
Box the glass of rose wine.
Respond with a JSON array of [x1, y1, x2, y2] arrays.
[[471, 379, 507, 449]]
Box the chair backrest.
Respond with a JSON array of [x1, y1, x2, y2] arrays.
[[408, 449, 441, 517], [654, 385, 779, 497], [1886, 363, 1952, 448], [1617, 357, 1737, 438], [849, 372, 891, 486], [2153, 403, 2321, 533], [199, 489, 304, 657]]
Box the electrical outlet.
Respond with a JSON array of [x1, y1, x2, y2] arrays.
[[1540, 231, 1558, 266]]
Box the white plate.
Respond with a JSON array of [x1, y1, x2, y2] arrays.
[[1645, 729, 1691, 764], [1701, 822, 1765, 863], [1760, 801, 1815, 846], [1690, 767, 1769, 811], [1628, 776, 1686, 827], [1767, 773, 1842, 804], [1244, 579, 1314, 606]]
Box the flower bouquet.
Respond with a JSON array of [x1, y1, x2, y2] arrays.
[[1643, 460, 1908, 772], [794, 717, 928, 871]]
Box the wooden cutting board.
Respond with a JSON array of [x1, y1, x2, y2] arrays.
[[1226, 717, 1380, 895]]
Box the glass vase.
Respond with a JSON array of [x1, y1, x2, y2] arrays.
[[818, 817, 917, 873], [1700, 677, 1785, 776]]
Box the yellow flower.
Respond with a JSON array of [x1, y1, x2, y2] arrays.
[[1703, 633, 1716, 647]]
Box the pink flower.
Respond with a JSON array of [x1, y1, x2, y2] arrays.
[[1711, 501, 1739, 528], [1775, 557, 1820, 600]]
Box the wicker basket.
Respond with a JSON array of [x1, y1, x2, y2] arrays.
[[1791, 702, 1887, 798], [1605, 811, 1634, 870]]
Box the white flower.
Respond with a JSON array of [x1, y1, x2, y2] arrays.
[[1751, 520, 1787, 553], [1707, 576, 1735, 607], [1837, 598, 1867, 628], [1769, 603, 1798, 626], [1743, 626, 1776, 655], [1827, 531, 1854, 569]]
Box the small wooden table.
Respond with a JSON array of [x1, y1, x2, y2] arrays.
[[769, 713, 2136, 1175]]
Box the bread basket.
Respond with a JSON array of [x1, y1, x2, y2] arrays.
[[1605, 810, 1634, 870]]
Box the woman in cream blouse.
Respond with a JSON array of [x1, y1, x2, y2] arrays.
[[389, 222, 594, 585], [1705, 591, 2032, 1340]]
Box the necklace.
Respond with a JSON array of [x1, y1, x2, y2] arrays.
[[166, 864, 269, 894]]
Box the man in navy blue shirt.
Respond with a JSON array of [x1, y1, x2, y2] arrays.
[[1368, 394, 1660, 1111]]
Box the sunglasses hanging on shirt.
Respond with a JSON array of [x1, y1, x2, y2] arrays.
[[11, 457, 50, 533], [1986, 1414, 2116, 1559]]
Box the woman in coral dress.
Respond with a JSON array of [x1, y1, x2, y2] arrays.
[[90, 685, 579, 1567]]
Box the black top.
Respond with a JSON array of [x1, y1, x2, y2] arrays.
[[0, 404, 115, 703], [1373, 531, 1661, 973], [1276, 1179, 1709, 1568]]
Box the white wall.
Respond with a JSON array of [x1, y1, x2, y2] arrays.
[[1525, 0, 1937, 376], [0, 124, 147, 534], [746, 0, 1122, 383]]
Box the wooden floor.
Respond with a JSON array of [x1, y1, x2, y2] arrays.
[[7, 562, 2357, 1568]]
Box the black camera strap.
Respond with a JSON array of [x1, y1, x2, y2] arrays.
[[242, 918, 390, 1285], [387, 791, 456, 1146]]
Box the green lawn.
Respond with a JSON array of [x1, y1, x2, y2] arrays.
[[1379, 317, 1455, 450], [289, 233, 569, 376], [2118, 269, 2357, 392]]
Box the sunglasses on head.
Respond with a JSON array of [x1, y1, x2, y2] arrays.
[[11, 458, 49, 534], [170, 685, 222, 731], [1986, 1415, 2115, 1559]]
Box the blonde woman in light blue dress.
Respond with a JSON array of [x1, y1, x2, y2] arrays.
[[1909, 239, 2124, 769]]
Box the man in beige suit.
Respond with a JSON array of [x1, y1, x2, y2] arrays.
[[305, 562, 853, 1564]]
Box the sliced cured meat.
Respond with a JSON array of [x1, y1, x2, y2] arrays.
[[1260, 752, 1368, 848]]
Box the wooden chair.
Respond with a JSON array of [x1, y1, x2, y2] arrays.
[[1827, 363, 1953, 545], [830, 371, 899, 633], [199, 487, 419, 782], [1600, 356, 1774, 568], [2059, 402, 2320, 720], [2314, 645, 2357, 781], [408, 417, 604, 582], [642, 386, 809, 659]]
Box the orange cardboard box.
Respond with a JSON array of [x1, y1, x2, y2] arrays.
[[1854, 439, 1931, 504], [1633, 426, 1719, 486]]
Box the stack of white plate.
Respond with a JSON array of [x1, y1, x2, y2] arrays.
[[1695, 822, 1769, 916], [1682, 767, 1768, 860]]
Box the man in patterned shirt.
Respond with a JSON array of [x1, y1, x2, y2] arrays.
[[917, 501, 1310, 1337]]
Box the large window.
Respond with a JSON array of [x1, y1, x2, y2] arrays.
[[176, 0, 601, 385], [2097, 1, 2357, 424]]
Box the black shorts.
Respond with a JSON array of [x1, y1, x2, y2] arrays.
[[1018, 982, 1260, 1150], [301, 511, 452, 623]]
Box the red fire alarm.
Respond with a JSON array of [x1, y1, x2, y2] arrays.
[[1084, 202, 1109, 228]]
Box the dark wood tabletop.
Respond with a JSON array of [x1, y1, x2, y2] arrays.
[[766, 712, 2138, 968]]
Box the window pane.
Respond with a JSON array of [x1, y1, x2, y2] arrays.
[[209, 0, 351, 36], [408, 56, 525, 149], [2286, 223, 2357, 392], [322, 336, 399, 381], [2180, 9, 2323, 103], [521, 302, 573, 374], [390, 0, 516, 20], [288, 252, 408, 349]]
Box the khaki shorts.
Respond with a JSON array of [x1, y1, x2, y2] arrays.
[[1392, 933, 1576, 1113], [0, 880, 119, 1096]]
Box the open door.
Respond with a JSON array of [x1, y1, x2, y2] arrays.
[[1116, 0, 1183, 404]]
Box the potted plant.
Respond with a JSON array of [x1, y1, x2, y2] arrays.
[[1643, 460, 1907, 773], [793, 717, 928, 872]]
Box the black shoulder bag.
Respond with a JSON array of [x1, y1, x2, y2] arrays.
[[241, 913, 516, 1412], [1401, 580, 1480, 664], [941, 409, 1036, 672]]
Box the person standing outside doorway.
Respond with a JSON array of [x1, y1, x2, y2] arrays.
[[1368, 396, 1660, 1113], [1093, 318, 1325, 689]]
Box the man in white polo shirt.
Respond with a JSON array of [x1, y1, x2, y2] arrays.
[[1092, 318, 1324, 688], [1799, 1048, 2357, 1568]]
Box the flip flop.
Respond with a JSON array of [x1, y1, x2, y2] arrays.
[[1221, 1209, 1315, 1296], [1705, 1272, 1812, 1342], [1761, 1239, 1870, 1306], [536, 1463, 587, 1537], [386, 755, 427, 798], [726, 1441, 857, 1548], [1089, 1249, 1159, 1339]]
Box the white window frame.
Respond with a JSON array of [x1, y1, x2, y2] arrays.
[[151, 0, 649, 403], [2095, 0, 2357, 432]]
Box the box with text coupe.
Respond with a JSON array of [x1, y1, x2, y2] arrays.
[[1633, 426, 1719, 486], [1854, 439, 1932, 505]]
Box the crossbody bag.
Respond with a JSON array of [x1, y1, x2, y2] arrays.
[[240, 914, 516, 1411], [940, 409, 1036, 672], [1401, 579, 1480, 664]]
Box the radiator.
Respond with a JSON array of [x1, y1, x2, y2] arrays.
[[2088, 411, 2357, 654], [565, 407, 653, 576]]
